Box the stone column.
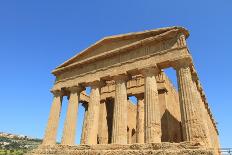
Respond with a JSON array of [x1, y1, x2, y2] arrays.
[[141, 67, 161, 143], [136, 95, 144, 143], [42, 90, 63, 145], [112, 75, 128, 144], [80, 102, 88, 144], [98, 100, 109, 144], [61, 86, 82, 145], [174, 59, 207, 144], [85, 81, 102, 144]]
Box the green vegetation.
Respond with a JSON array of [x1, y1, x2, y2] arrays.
[[0, 149, 27, 155], [0, 134, 42, 155]]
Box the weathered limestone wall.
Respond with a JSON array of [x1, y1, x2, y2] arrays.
[[127, 101, 137, 144], [27, 142, 215, 155], [79, 71, 219, 149], [97, 72, 182, 144], [207, 113, 220, 153], [158, 73, 182, 143], [97, 100, 137, 144], [39, 27, 220, 155]]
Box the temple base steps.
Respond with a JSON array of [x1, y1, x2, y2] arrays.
[[27, 142, 217, 155]]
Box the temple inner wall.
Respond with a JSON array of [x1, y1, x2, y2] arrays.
[[96, 71, 183, 144]]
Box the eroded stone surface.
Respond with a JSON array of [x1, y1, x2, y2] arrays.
[[27, 142, 215, 155], [40, 27, 220, 154]]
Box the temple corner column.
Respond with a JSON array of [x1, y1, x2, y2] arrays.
[[42, 89, 63, 145], [61, 86, 83, 145], [173, 58, 207, 145]]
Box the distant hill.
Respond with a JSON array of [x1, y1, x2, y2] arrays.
[[0, 132, 42, 155]]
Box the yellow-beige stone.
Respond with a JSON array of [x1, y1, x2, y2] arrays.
[[29, 26, 220, 155]]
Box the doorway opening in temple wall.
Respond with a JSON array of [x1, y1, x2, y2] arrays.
[[128, 96, 137, 144], [56, 96, 68, 143], [159, 68, 182, 143]]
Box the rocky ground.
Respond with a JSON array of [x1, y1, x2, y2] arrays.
[[0, 132, 42, 155]]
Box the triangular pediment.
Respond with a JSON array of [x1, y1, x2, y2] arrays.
[[53, 26, 188, 74]]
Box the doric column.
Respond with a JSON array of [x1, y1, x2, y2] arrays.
[[136, 94, 144, 143], [80, 102, 88, 144], [174, 59, 207, 144], [61, 86, 82, 145], [141, 67, 161, 143], [98, 100, 109, 144], [85, 81, 102, 144], [112, 75, 128, 144], [42, 90, 63, 145]]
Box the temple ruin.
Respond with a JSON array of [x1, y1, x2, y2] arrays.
[[28, 26, 220, 155]]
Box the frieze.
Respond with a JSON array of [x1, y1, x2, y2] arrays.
[[56, 37, 180, 82]]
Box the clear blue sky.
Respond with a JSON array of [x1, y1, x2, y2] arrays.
[[0, 0, 231, 148]]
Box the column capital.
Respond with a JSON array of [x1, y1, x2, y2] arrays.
[[67, 85, 83, 94], [172, 58, 192, 70], [50, 89, 63, 97], [89, 80, 105, 89], [140, 65, 160, 76], [112, 74, 130, 83]]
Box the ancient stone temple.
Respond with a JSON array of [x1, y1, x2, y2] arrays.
[[28, 26, 220, 155]]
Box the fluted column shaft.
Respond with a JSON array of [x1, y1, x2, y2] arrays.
[[80, 103, 88, 144], [42, 90, 63, 145], [136, 96, 144, 143], [85, 81, 101, 144], [98, 100, 109, 144], [175, 60, 207, 143], [142, 67, 161, 143], [112, 75, 128, 144], [61, 86, 82, 145]]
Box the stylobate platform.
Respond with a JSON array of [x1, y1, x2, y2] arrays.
[[27, 142, 216, 155]]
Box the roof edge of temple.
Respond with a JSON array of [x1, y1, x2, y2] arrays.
[[52, 26, 189, 75]]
